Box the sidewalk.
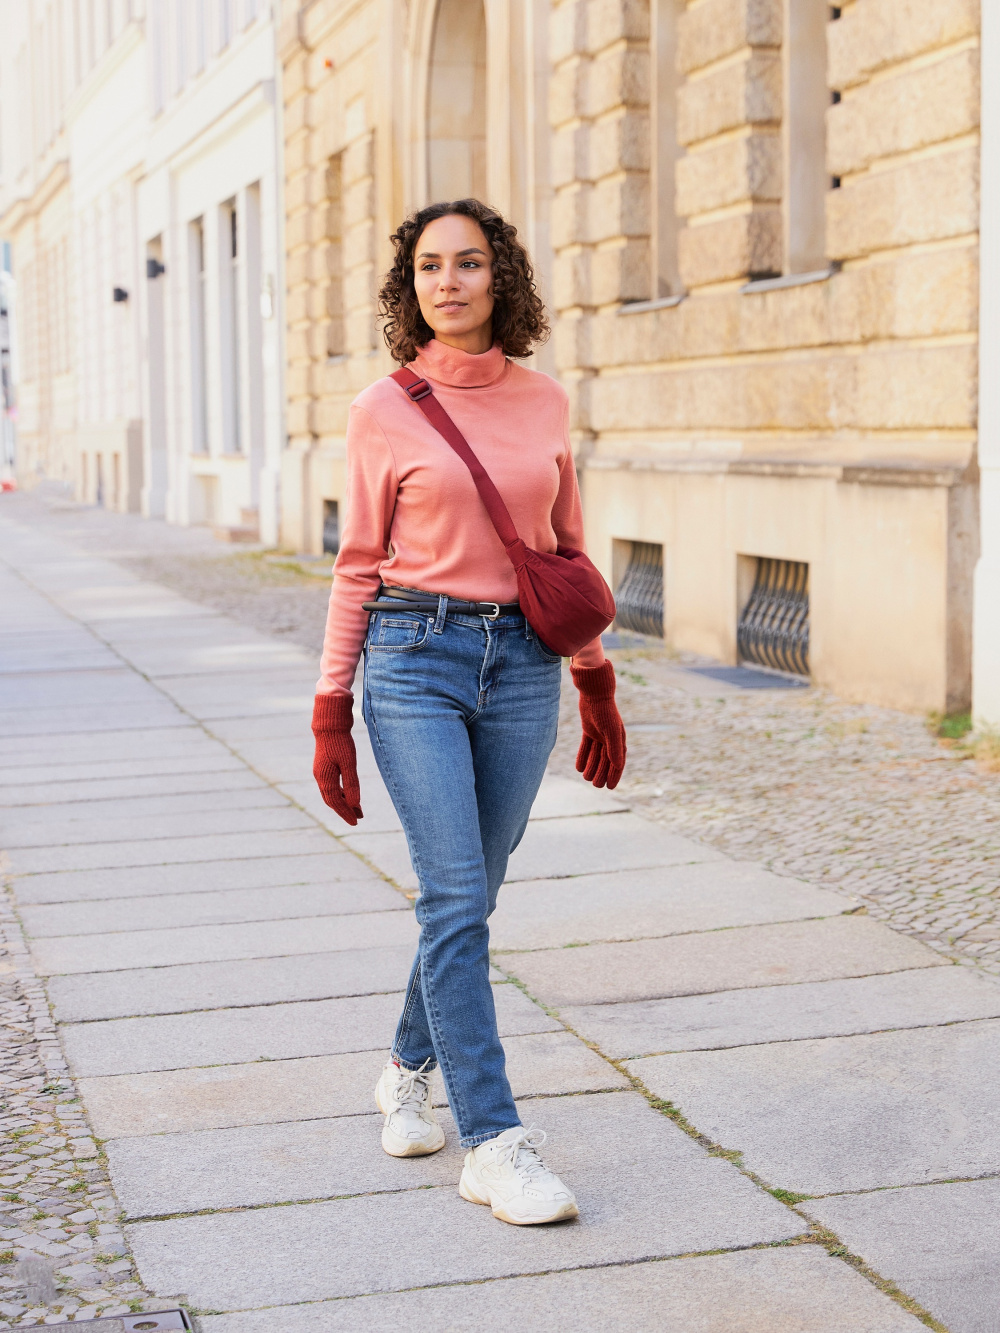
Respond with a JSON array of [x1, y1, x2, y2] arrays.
[[1, 505, 998, 1331]]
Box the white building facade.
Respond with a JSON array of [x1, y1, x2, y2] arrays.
[[0, 0, 285, 542]]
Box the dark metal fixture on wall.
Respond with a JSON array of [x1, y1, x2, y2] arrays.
[[614, 541, 664, 638]]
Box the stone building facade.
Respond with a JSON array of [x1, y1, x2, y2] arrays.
[[278, 0, 983, 715]]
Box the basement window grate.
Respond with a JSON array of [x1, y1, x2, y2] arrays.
[[614, 541, 664, 638], [738, 557, 810, 676]]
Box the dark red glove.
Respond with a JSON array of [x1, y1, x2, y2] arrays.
[[311, 694, 363, 826], [571, 661, 627, 790]]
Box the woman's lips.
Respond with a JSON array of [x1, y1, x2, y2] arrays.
[[436, 302, 466, 312]]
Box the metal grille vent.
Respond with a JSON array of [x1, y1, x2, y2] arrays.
[[614, 542, 664, 637], [738, 558, 809, 676]]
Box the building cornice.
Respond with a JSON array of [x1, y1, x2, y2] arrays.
[[584, 456, 977, 488], [65, 20, 145, 123], [0, 160, 70, 234]]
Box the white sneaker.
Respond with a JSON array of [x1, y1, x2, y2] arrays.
[[374, 1058, 445, 1157], [459, 1126, 579, 1225]]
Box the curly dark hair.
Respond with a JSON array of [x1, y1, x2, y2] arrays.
[[379, 199, 550, 364]]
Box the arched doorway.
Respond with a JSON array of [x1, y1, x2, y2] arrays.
[[426, 0, 487, 203]]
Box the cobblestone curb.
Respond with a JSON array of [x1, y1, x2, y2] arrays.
[[0, 879, 165, 1327]]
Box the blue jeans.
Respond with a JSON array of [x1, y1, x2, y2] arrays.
[[362, 597, 561, 1146]]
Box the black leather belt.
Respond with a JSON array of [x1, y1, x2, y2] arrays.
[[362, 586, 521, 621]]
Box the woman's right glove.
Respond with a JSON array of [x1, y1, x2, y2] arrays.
[[311, 694, 364, 826], [570, 661, 627, 790]]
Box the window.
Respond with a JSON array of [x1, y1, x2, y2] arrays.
[[220, 199, 242, 453], [614, 541, 664, 638], [324, 154, 345, 357], [782, 0, 830, 273], [322, 500, 340, 555], [651, 0, 682, 298], [427, 0, 487, 201], [737, 557, 810, 676], [189, 218, 208, 452]]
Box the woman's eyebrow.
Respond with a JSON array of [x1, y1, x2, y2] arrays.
[[415, 247, 488, 260]]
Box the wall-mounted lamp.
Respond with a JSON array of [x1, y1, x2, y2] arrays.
[[260, 274, 275, 320], [113, 286, 129, 303], [146, 257, 166, 279]]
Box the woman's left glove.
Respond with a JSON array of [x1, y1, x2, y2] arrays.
[[570, 661, 627, 790], [311, 694, 364, 826]]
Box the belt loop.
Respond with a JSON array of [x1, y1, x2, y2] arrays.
[[433, 593, 448, 634]]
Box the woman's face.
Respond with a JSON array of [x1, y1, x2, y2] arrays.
[[412, 213, 495, 355]]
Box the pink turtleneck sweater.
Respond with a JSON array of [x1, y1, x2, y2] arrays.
[[317, 339, 606, 695]]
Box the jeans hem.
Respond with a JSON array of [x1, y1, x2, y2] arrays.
[[460, 1123, 521, 1149], [391, 1052, 437, 1074]]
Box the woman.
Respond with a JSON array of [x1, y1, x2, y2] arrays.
[[310, 198, 626, 1226]]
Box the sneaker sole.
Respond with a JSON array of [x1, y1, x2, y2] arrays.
[[459, 1164, 579, 1225], [375, 1080, 445, 1158]]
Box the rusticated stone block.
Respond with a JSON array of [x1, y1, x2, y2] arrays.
[[828, 48, 980, 176], [676, 132, 781, 216], [591, 237, 651, 304], [550, 58, 586, 127], [552, 183, 592, 249], [678, 208, 781, 287], [589, 110, 649, 178], [586, 45, 649, 116], [827, 145, 979, 260], [855, 344, 976, 431], [586, 0, 650, 53], [550, 0, 587, 64], [590, 172, 650, 242], [553, 247, 593, 310], [677, 50, 781, 146], [829, 0, 979, 91], [678, 0, 781, 75], [552, 124, 587, 187], [342, 134, 374, 185]]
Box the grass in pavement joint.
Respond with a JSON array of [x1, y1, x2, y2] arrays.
[[810, 1226, 950, 1331]]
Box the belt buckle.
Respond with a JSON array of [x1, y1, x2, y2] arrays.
[[482, 602, 501, 620]]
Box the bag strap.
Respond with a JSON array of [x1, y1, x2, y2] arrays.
[[390, 366, 521, 551]]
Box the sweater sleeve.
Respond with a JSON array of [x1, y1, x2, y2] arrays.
[[550, 400, 607, 671], [316, 405, 399, 696]]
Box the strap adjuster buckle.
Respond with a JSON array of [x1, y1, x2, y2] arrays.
[[405, 377, 432, 401]]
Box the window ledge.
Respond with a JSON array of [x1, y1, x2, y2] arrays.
[[618, 294, 686, 315], [741, 264, 841, 295]]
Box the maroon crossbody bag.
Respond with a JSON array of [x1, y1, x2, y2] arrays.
[[390, 365, 616, 657]]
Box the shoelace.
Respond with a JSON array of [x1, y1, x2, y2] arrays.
[[495, 1127, 551, 1179], [391, 1057, 433, 1113]]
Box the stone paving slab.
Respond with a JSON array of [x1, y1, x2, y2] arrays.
[[804, 1178, 1000, 1333], [154, 669, 316, 713], [64, 983, 559, 1077], [0, 725, 224, 764], [564, 965, 1000, 1056], [31, 907, 418, 975], [501, 915, 944, 1007], [631, 1018, 1000, 1195], [7, 765, 264, 807], [3, 801, 310, 851], [197, 1247, 925, 1333], [280, 776, 403, 835], [125, 1092, 801, 1310], [6, 825, 337, 874], [526, 775, 629, 819], [23, 878, 401, 938], [346, 812, 723, 891], [489, 863, 850, 952], [0, 752, 247, 791], [0, 666, 165, 707], [0, 700, 191, 736], [12, 851, 368, 904], [6, 782, 285, 829], [48, 943, 418, 1022], [107, 1038, 626, 1217]]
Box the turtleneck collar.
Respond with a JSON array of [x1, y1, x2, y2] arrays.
[[410, 338, 509, 388]]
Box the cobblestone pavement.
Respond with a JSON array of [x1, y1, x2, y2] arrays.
[[11, 490, 1000, 981], [0, 904, 153, 1325]]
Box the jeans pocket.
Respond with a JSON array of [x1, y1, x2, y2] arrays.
[[369, 615, 431, 652]]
